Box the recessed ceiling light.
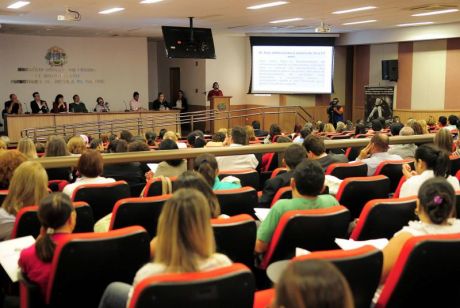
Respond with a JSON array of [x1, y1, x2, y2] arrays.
[[247, 1, 288, 10], [98, 7, 125, 14], [269, 17, 303, 24], [332, 6, 377, 14], [342, 19, 377, 25], [412, 8, 458, 16], [140, 0, 164, 3], [397, 21, 434, 27], [7, 1, 30, 9]]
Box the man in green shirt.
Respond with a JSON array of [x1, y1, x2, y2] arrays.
[[69, 94, 88, 113], [255, 159, 339, 254]]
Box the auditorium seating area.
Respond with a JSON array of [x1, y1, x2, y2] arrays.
[[2, 117, 460, 307]]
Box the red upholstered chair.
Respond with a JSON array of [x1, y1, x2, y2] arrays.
[[345, 146, 363, 161], [72, 180, 130, 221], [259, 206, 351, 270], [253, 288, 275, 308], [142, 176, 177, 197], [325, 162, 368, 180], [450, 155, 460, 176], [270, 187, 292, 207], [0, 190, 8, 205], [48, 180, 69, 192], [456, 170, 460, 182], [393, 176, 407, 198], [212, 214, 256, 269], [293, 246, 383, 308], [128, 264, 255, 308], [11, 202, 94, 239], [373, 159, 414, 192], [375, 234, 460, 307], [219, 169, 260, 190], [215, 187, 258, 218], [109, 194, 172, 238], [19, 226, 150, 308], [270, 167, 288, 179], [336, 175, 391, 218], [350, 197, 417, 241], [456, 191, 460, 219]]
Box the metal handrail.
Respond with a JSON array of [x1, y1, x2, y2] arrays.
[[22, 105, 315, 141]]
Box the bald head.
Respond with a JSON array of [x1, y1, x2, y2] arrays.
[[371, 133, 389, 153]]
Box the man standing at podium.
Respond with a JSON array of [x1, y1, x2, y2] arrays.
[[207, 82, 223, 101]]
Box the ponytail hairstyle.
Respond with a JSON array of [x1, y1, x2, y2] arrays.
[[175, 171, 221, 218], [414, 144, 451, 177], [418, 177, 455, 224], [35, 193, 74, 262], [194, 154, 219, 187]]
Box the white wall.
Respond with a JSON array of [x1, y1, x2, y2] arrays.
[[156, 41, 206, 106], [0, 34, 148, 112]]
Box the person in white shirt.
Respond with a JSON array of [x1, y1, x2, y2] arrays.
[[354, 133, 402, 176], [215, 126, 259, 171], [445, 115, 458, 131], [97, 189, 232, 308], [381, 177, 460, 283], [399, 144, 460, 198], [129, 91, 143, 111], [63, 150, 115, 197]]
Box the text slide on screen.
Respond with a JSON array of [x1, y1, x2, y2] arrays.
[[251, 46, 333, 94]]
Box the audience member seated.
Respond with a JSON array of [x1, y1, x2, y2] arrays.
[[0, 150, 27, 189], [63, 150, 115, 197], [163, 131, 187, 149], [98, 189, 232, 308], [216, 126, 259, 171], [89, 138, 105, 152], [389, 122, 404, 137], [194, 154, 241, 190], [382, 178, 460, 282], [35, 142, 45, 154], [323, 123, 335, 133], [388, 126, 417, 158], [187, 130, 206, 148], [18, 193, 76, 297], [273, 260, 354, 308], [17, 137, 38, 159], [303, 135, 348, 171], [293, 127, 311, 144], [400, 145, 459, 198], [419, 119, 429, 134], [205, 132, 226, 147], [119, 130, 134, 143], [252, 120, 268, 137], [410, 121, 423, 135], [67, 136, 86, 155], [354, 123, 367, 136], [437, 116, 447, 129], [144, 130, 157, 147], [244, 125, 256, 142], [44, 136, 73, 182], [446, 115, 458, 131], [175, 171, 224, 218], [259, 144, 306, 208], [255, 160, 339, 254], [370, 119, 383, 132], [355, 133, 402, 176], [434, 128, 453, 154], [0, 161, 48, 240], [150, 139, 187, 178], [335, 121, 347, 133], [264, 124, 282, 144]]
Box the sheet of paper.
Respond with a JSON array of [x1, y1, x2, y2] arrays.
[[295, 247, 311, 256], [0, 236, 35, 282], [254, 208, 270, 221], [335, 238, 389, 251], [147, 163, 159, 173]]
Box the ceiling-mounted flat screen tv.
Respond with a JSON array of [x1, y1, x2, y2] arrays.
[[162, 26, 216, 59]]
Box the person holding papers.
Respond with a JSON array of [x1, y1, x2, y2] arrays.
[[19, 193, 76, 298], [255, 160, 339, 254]]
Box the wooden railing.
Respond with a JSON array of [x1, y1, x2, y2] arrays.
[[35, 134, 434, 169]]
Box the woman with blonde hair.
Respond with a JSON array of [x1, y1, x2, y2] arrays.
[[418, 119, 429, 134], [18, 137, 38, 159], [0, 161, 49, 240], [245, 125, 257, 142], [434, 128, 453, 154], [324, 123, 336, 133], [98, 189, 232, 308], [67, 136, 86, 155]]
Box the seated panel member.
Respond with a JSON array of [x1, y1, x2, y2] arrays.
[[3, 94, 23, 116], [51, 94, 67, 113], [129, 91, 144, 111], [150, 92, 170, 111], [255, 160, 339, 254], [69, 95, 88, 113], [94, 97, 109, 112], [30, 92, 49, 114]]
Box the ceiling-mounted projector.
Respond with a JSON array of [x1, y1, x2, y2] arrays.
[[315, 21, 332, 33], [57, 8, 81, 21]]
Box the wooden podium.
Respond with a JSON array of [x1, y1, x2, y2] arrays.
[[210, 96, 232, 132]]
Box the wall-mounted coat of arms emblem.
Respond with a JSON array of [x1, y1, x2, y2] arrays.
[[45, 46, 67, 66]]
